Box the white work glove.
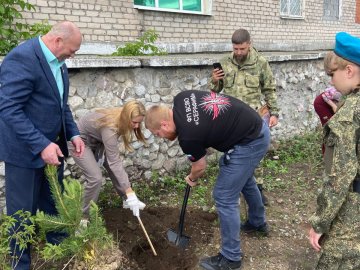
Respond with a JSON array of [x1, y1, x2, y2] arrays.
[[75, 218, 88, 236], [123, 192, 146, 217]]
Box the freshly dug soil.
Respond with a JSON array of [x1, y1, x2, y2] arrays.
[[102, 161, 322, 270], [103, 206, 217, 270]]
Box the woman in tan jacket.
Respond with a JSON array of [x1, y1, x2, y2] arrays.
[[71, 100, 146, 218]]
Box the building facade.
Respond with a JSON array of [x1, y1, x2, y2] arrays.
[[21, 0, 360, 53]]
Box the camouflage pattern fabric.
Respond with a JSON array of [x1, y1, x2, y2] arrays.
[[309, 91, 360, 269], [208, 47, 279, 116], [316, 245, 360, 270]]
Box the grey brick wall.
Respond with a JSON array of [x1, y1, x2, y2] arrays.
[[18, 0, 360, 51]]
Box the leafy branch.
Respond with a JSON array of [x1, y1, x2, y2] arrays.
[[0, 0, 51, 55], [112, 29, 167, 56], [0, 165, 115, 269]]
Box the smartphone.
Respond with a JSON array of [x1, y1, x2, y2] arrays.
[[213, 62, 223, 70]]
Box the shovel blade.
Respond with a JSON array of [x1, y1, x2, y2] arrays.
[[167, 228, 190, 248]]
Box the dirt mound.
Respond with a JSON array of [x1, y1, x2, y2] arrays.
[[103, 206, 217, 270]]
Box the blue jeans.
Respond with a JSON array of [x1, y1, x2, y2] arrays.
[[213, 122, 270, 261]]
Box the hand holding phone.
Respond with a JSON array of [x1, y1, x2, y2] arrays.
[[213, 62, 223, 70], [212, 62, 225, 83]]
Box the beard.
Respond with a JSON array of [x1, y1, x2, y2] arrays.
[[234, 54, 246, 63], [166, 132, 178, 141]]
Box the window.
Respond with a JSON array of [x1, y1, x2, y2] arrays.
[[323, 0, 340, 20], [134, 0, 212, 15], [280, 0, 304, 19]]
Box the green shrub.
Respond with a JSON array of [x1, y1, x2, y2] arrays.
[[0, 165, 115, 269], [0, 211, 37, 270], [0, 0, 51, 55], [112, 29, 167, 56], [36, 165, 114, 266]]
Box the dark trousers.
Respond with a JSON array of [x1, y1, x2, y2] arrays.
[[5, 162, 65, 270]]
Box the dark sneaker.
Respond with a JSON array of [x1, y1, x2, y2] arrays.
[[199, 253, 241, 270], [241, 221, 269, 236], [257, 184, 269, 206]]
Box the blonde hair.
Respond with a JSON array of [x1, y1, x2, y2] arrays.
[[145, 104, 171, 130], [96, 100, 146, 151], [324, 51, 353, 75]]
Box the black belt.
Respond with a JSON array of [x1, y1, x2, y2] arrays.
[[353, 179, 360, 193]]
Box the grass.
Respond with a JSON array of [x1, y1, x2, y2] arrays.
[[262, 131, 323, 192], [97, 130, 323, 211], [95, 130, 325, 270]]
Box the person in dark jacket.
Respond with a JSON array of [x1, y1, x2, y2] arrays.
[[0, 21, 85, 270]]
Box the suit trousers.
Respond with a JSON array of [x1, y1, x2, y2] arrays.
[[5, 161, 65, 270]]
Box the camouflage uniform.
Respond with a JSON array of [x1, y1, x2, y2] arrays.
[[208, 47, 279, 185], [208, 47, 279, 116], [310, 90, 360, 270]]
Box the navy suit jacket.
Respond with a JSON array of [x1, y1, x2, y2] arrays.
[[0, 37, 80, 168]]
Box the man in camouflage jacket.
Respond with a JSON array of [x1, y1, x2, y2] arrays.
[[208, 28, 279, 207], [208, 28, 279, 126], [309, 32, 360, 269]]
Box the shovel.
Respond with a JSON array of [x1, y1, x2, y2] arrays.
[[167, 184, 191, 248]]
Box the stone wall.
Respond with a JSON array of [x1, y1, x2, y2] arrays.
[[19, 0, 360, 52], [0, 54, 330, 213]]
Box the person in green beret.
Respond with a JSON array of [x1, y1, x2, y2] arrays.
[[309, 32, 360, 269]]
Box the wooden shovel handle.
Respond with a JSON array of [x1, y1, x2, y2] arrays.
[[137, 216, 157, 256]]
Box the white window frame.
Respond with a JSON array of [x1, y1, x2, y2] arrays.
[[280, 0, 305, 19], [134, 0, 212, 15], [323, 0, 342, 20]]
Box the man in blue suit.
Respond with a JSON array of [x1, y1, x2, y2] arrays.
[[0, 21, 85, 269]]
